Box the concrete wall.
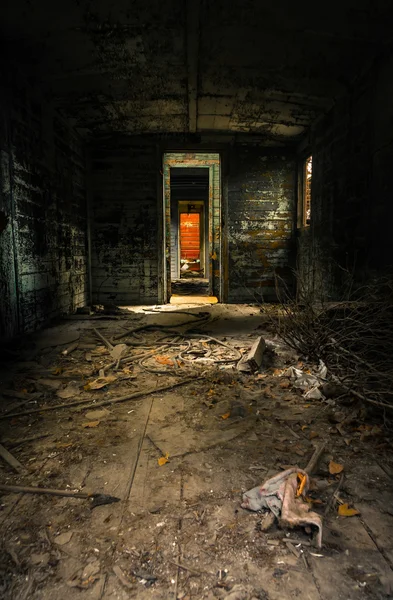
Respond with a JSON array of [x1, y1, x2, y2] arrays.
[[0, 68, 88, 339], [227, 147, 296, 302], [90, 138, 297, 305], [300, 51, 393, 299]]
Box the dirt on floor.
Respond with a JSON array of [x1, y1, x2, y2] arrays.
[[1, 304, 393, 600]]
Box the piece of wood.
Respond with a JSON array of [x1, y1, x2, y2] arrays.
[[6, 433, 50, 449], [169, 560, 212, 576], [0, 377, 201, 419], [304, 442, 326, 475], [286, 541, 301, 558], [92, 327, 113, 351], [113, 565, 133, 589], [61, 343, 79, 356], [0, 483, 89, 498], [0, 444, 26, 473], [237, 336, 266, 372], [282, 538, 312, 547]]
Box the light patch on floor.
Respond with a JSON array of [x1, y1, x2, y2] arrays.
[[170, 295, 218, 304]]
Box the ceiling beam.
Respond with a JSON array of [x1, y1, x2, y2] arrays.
[[186, 0, 200, 133]]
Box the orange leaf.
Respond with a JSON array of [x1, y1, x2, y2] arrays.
[[329, 461, 344, 475], [296, 473, 307, 497], [338, 503, 360, 517], [301, 425, 308, 431], [309, 431, 319, 440], [207, 389, 215, 396], [279, 381, 290, 389], [156, 355, 173, 366], [158, 453, 170, 466], [82, 420, 100, 428], [221, 412, 231, 420]]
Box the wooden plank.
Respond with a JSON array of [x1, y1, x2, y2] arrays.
[[0, 444, 26, 473]]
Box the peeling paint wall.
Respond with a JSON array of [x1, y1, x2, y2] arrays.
[[300, 51, 393, 299], [227, 147, 296, 302], [0, 69, 88, 339], [90, 138, 159, 305], [90, 138, 297, 306]]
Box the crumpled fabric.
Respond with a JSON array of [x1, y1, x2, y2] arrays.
[[241, 467, 323, 547]]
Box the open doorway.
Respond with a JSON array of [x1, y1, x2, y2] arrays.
[[162, 153, 221, 304], [170, 168, 209, 297]]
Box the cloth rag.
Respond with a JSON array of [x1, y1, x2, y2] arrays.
[[241, 467, 323, 547]]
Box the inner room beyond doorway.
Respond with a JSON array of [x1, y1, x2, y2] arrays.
[[170, 167, 210, 298]]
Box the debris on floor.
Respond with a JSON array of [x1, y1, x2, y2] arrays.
[[242, 467, 323, 547], [1, 304, 393, 599]]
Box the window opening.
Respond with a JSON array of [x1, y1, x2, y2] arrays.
[[303, 155, 312, 226]]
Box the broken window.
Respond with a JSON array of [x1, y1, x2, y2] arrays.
[[303, 155, 312, 226]]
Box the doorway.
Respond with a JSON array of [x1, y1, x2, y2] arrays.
[[170, 169, 209, 297], [162, 153, 221, 303]]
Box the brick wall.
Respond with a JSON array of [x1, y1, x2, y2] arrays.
[[227, 147, 296, 302], [300, 51, 393, 299], [0, 69, 88, 339], [90, 138, 159, 305]]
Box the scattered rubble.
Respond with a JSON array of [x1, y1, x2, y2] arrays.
[[0, 304, 392, 599]]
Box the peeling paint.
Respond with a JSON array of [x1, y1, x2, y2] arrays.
[[228, 148, 296, 302], [0, 72, 88, 338]]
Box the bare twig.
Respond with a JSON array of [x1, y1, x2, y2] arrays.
[[0, 378, 201, 419], [324, 473, 345, 516], [305, 443, 326, 475]]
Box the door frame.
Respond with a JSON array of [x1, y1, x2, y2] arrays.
[[162, 153, 221, 303]]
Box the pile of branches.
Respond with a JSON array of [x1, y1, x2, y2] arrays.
[[275, 273, 393, 410]]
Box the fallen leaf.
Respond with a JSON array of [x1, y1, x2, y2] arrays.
[[82, 420, 100, 428], [280, 381, 290, 389], [155, 355, 173, 366], [294, 448, 305, 457], [30, 552, 50, 566], [84, 375, 117, 391], [52, 367, 63, 375], [85, 408, 111, 421], [110, 343, 128, 360], [57, 383, 81, 399], [309, 431, 319, 440], [329, 460, 344, 475], [273, 368, 284, 376], [158, 453, 170, 466], [338, 503, 360, 517], [56, 442, 73, 449], [274, 443, 287, 452], [301, 425, 309, 431], [296, 473, 307, 497], [207, 389, 216, 396], [55, 531, 73, 545], [221, 412, 231, 420]]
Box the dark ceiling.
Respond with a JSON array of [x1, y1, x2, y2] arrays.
[[2, 0, 393, 142]]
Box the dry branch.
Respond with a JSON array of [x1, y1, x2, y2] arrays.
[[273, 272, 393, 412]]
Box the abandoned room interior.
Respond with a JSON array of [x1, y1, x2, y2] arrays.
[[1, 1, 393, 599]]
